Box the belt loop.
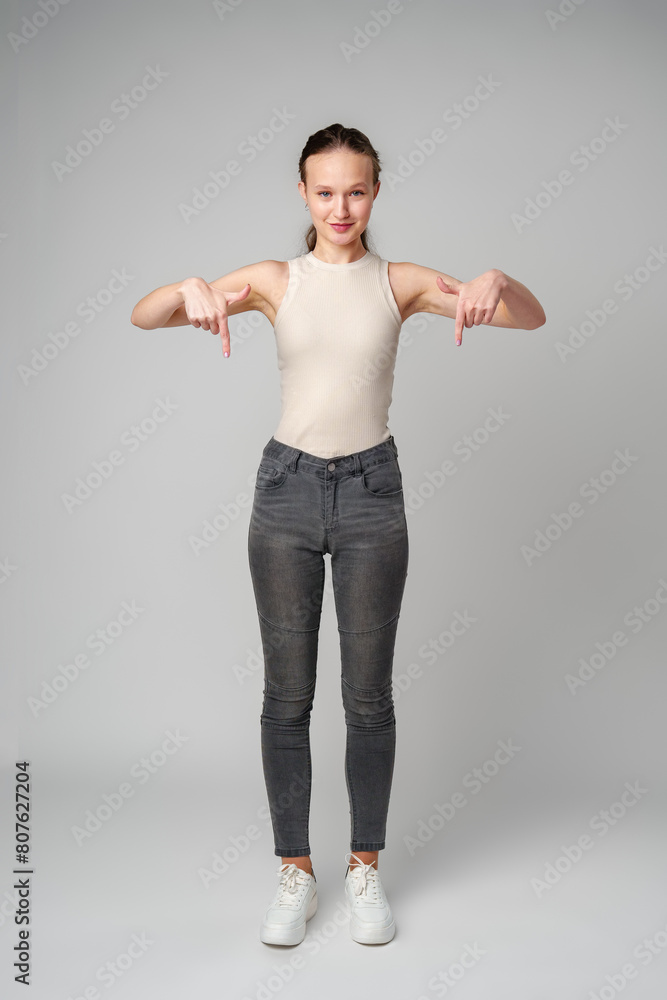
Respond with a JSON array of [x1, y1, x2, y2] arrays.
[[353, 452, 362, 476], [292, 449, 303, 473]]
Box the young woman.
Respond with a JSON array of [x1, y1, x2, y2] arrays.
[[131, 123, 546, 947]]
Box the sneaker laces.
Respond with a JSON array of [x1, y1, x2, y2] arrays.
[[273, 864, 313, 907], [345, 854, 382, 901]]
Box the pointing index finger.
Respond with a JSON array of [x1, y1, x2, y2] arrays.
[[455, 299, 464, 346], [220, 313, 230, 358]]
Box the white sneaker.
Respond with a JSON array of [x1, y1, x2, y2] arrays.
[[344, 853, 395, 944], [260, 862, 317, 945]]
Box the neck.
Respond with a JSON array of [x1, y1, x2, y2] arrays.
[[311, 237, 367, 265]]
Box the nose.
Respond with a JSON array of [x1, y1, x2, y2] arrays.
[[331, 197, 350, 220]]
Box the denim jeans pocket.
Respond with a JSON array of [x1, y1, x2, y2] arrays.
[[361, 457, 403, 497], [255, 459, 288, 490]]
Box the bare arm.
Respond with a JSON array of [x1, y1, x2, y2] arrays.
[[130, 279, 193, 330], [492, 272, 546, 329], [130, 260, 283, 357], [393, 261, 546, 345]]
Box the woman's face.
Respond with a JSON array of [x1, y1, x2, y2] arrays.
[[299, 149, 379, 248]]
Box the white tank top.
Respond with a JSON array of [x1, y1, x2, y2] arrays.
[[271, 249, 402, 459]]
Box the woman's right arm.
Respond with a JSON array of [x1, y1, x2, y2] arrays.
[[130, 260, 280, 357], [130, 278, 193, 330]]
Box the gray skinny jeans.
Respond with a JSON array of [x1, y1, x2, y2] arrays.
[[247, 434, 409, 857]]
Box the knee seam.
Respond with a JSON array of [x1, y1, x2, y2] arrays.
[[337, 610, 400, 636], [341, 675, 393, 696], [258, 610, 320, 634], [264, 677, 316, 695]]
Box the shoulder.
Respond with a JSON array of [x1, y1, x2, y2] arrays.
[[386, 260, 461, 321], [240, 258, 290, 287], [260, 259, 291, 313], [385, 260, 430, 321], [255, 258, 291, 294], [209, 257, 288, 294], [210, 258, 290, 319]]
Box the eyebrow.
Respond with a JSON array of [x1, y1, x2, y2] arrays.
[[313, 182, 369, 190]]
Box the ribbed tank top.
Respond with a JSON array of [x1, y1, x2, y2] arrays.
[[272, 249, 403, 459]]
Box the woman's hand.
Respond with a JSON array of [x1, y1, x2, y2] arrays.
[[179, 277, 252, 357], [436, 269, 507, 346]]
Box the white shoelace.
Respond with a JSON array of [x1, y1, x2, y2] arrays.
[[273, 864, 312, 907], [347, 860, 383, 901]]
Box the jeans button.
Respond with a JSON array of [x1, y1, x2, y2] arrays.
[[327, 462, 336, 471]]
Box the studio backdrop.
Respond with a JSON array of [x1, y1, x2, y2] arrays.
[[2, 0, 666, 998]]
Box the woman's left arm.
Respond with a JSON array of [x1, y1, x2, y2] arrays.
[[436, 269, 547, 345], [392, 261, 547, 346]]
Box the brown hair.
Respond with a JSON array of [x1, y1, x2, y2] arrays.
[[298, 123, 382, 254]]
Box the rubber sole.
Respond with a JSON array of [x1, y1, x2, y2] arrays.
[[349, 913, 396, 945], [260, 890, 318, 946]]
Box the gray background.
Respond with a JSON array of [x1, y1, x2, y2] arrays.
[[2, 0, 667, 997]]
